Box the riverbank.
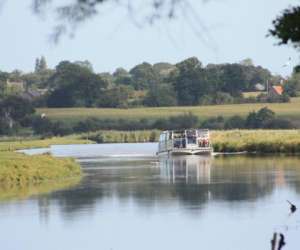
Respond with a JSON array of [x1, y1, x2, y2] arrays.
[[212, 130, 300, 153], [0, 152, 81, 185], [0, 136, 89, 198], [82, 129, 300, 154], [0, 135, 93, 152]]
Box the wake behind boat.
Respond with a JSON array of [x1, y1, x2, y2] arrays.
[[157, 129, 213, 156]]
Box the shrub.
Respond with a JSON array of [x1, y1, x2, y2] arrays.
[[264, 118, 295, 129], [201, 116, 225, 129], [225, 116, 246, 129]]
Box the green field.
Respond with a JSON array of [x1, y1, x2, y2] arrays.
[[37, 97, 300, 124]]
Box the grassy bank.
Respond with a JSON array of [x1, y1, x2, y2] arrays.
[[83, 129, 300, 154], [0, 151, 82, 185], [0, 136, 88, 199], [37, 97, 300, 125], [0, 135, 93, 152], [212, 130, 300, 153]]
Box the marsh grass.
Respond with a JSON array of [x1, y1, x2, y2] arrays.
[[211, 130, 300, 153], [0, 152, 82, 185], [84, 129, 300, 154], [85, 130, 160, 143]]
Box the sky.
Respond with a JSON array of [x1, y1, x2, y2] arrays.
[[0, 0, 299, 76]]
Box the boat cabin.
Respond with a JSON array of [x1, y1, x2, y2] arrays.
[[158, 129, 212, 156]]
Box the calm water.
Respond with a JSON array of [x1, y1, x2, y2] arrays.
[[2, 143, 300, 250]]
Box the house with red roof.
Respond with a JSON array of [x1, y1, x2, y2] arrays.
[[268, 85, 284, 98]]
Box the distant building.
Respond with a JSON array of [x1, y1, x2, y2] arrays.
[[20, 89, 47, 101], [255, 83, 265, 91], [6, 79, 25, 91], [269, 85, 284, 97]]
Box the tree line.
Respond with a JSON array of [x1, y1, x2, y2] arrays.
[[0, 94, 295, 137], [1, 57, 298, 109]]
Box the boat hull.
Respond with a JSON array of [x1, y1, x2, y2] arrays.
[[157, 147, 213, 156]]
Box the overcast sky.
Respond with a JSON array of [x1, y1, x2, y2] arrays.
[[0, 0, 299, 76]]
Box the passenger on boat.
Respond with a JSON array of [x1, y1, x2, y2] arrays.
[[198, 139, 209, 147]]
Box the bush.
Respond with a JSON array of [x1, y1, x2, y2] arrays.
[[213, 92, 234, 105], [257, 93, 290, 103], [264, 118, 295, 129], [144, 84, 177, 107], [201, 116, 225, 129], [31, 116, 73, 136], [246, 107, 275, 128], [225, 116, 246, 129]]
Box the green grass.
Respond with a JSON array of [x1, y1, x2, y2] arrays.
[[211, 130, 300, 153], [0, 136, 89, 195], [242, 91, 266, 98], [84, 130, 161, 143], [0, 135, 93, 152], [83, 129, 300, 154], [0, 151, 82, 186], [37, 97, 300, 124]]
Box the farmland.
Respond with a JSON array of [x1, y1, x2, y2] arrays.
[[37, 97, 300, 125]]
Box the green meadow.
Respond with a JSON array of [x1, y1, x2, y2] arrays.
[[37, 97, 300, 125]]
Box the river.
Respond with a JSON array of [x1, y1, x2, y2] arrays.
[[2, 143, 300, 250]]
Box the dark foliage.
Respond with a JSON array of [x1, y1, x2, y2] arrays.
[[30, 116, 73, 136], [270, 6, 300, 48], [46, 61, 107, 107]]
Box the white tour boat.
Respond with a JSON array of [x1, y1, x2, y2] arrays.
[[157, 129, 213, 156]]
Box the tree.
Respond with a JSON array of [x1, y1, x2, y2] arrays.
[[129, 62, 158, 90], [22, 69, 54, 88], [39, 56, 48, 71], [47, 61, 107, 107], [152, 63, 176, 78], [74, 60, 93, 72], [113, 68, 132, 86], [97, 85, 133, 108], [34, 58, 40, 73], [144, 84, 177, 107], [218, 64, 245, 97], [246, 107, 275, 128], [171, 57, 207, 105], [0, 96, 35, 130], [284, 69, 300, 97], [35, 56, 48, 73], [113, 68, 130, 78], [270, 6, 300, 49], [240, 58, 254, 66], [0, 71, 9, 98]]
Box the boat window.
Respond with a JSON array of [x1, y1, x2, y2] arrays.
[[187, 137, 196, 144]]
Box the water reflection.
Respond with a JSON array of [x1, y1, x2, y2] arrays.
[[2, 144, 300, 250], [159, 156, 212, 184], [34, 155, 300, 219]]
